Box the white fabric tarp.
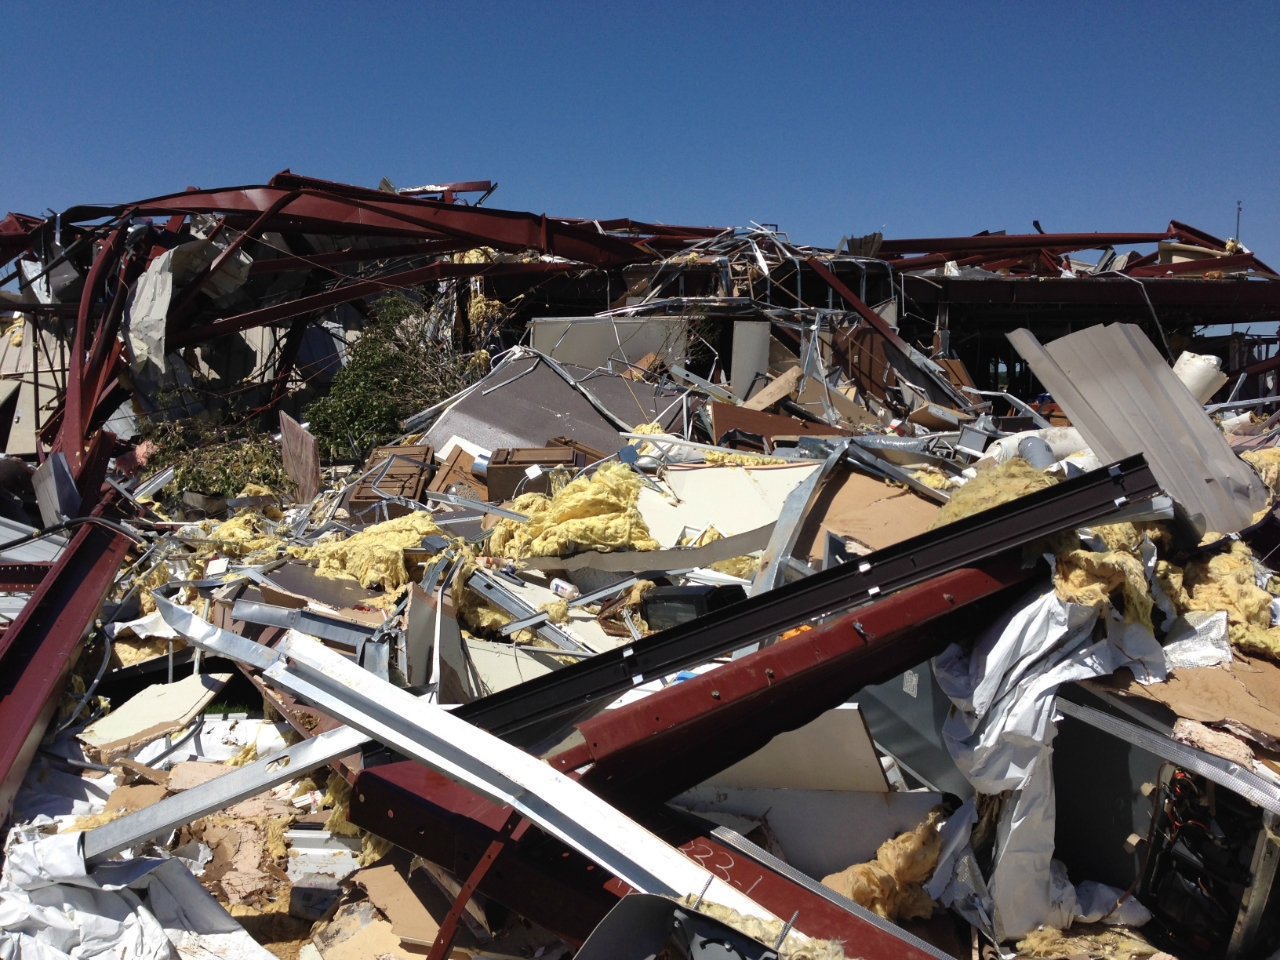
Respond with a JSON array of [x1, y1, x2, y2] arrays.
[[930, 581, 1161, 940], [0, 818, 273, 960]]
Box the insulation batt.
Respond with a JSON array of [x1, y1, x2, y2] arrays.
[[909, 466, 962, 490], [929, 451, 1164, 628], [703, 450, 788, 466], [821, 808, 943, 922], [927, 458, 1057, 530], [206, 515, 284, 560], [486, 462, 660, 558], [1016, 923, 1162, 960], [1243, 447, 1280, 500], [290, 511, 442, 591], [1162, 539, 1280, 660]]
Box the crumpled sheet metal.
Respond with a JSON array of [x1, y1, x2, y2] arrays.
[[929, 585, 1163, 941]]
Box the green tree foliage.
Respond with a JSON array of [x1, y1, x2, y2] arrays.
[[306, 289, 490, 459]]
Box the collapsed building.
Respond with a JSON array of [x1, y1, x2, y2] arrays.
[[2, 172, 1280, 960]]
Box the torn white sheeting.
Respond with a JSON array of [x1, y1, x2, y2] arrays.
[[105, 611, 181, 641], [12, 757, 118, 823], [925, 799, 993, 936], [131, 718, 294, 768], [0, 818, 274, 960], [124, 233, 251, 388], [1162, 610, 1233, 671], [931, 584, 1164, 941]]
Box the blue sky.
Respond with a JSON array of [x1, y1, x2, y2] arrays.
[[3, 2, 1277, 262]]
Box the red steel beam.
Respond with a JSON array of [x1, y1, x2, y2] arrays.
[[0, 212, 44, 268], [1128, 251, 1279, 279], [878, 230, 1173, 256], [352, 561, 1031, 953], [71, 184, 650, 267], [0, 494, 132, 819], [59, 229, 123, 473], [167, 189, 301, 322], [166, 259, 579, 347], [553, 557, 1031, 808]]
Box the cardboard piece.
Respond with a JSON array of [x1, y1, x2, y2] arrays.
[[907, 404, 973, 431], [168, 760, 232, 792], [1095, 654, 1280, 749], [353, 853, 489, 947], [793, 468, 940, 562], [280, 412, 322, 503], [102, 782, 170, 814], [117, 757, 169, 786]]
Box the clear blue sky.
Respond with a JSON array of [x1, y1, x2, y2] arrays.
[[3, 2, 1277, 262]]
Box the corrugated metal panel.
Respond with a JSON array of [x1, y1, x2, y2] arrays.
[[1008, 323, 1267, 533]]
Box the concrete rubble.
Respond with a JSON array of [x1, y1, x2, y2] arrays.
[[0, 174, 1279, 959]]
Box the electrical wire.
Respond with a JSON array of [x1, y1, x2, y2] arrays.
[[0, 516, 145, 554], [55, 630, 114, 733]]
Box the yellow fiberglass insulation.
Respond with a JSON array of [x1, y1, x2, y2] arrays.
[[207, 514, 284, 560], [1016, 924, 1161, 960], [704, 450, 788, 466], [138, 561, 173, 615], [1244, 447, 1280, 500], [447, 550, 520, 635], [237, 482, 283, 519], [631, 420, 667, 457], [709, 554, 761, 579], [1166, 540, 1280, 660], [821, 808, 943, 922], [675, 897, 847, 960], [926, 458, 1057, 531], [486, 462, 660, 559], [1055, 547, 1154, 630], [290, 511, 442, 590], [910, 466, 963, 491], [538, 598, 570, 624]]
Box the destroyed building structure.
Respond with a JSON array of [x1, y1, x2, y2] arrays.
[[2, 172, 1280, 960]]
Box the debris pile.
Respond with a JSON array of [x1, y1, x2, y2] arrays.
[[2, 172, 1280, 960]]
